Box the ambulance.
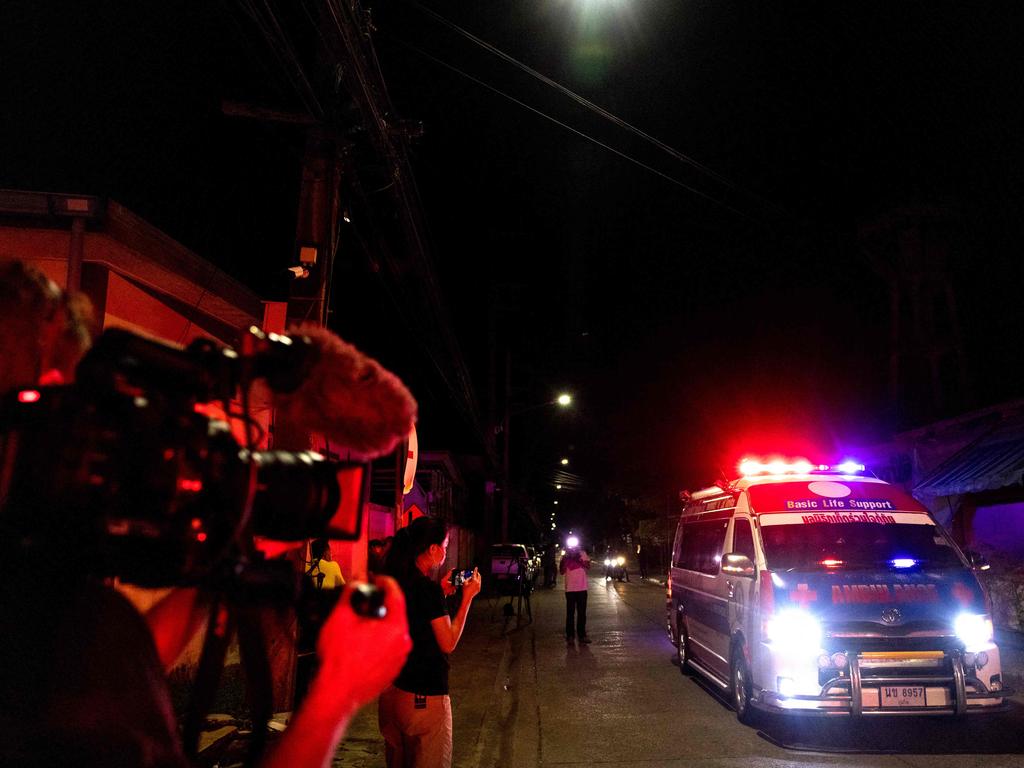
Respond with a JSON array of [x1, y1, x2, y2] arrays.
[[666, 458, 1012, 722]]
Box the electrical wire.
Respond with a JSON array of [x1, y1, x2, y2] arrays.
[[321, 0, 489, 444], [392, 37, 754, 222], [409, 1, 790, 221]]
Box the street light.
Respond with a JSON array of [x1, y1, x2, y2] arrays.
[[561, 457, 569, 465], [500, 392, 576, 541], [556, 483, 562, 489]]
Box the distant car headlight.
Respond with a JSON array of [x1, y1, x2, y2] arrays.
[[603, 559, 612, 566], [616, 556, 626, 566], [954, 613, 993, 650], [765, 610, 822, 651]]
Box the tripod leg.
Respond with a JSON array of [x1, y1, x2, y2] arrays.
[[183, 600, 234, 758], [236, 603, 276, 765]]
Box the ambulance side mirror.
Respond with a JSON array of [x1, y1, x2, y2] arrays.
[[721, 553, 756, 578], [964, 549, 991, 572]]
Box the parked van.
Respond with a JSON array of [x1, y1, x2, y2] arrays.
[[490, 543, 535, 594], [666, 459, 1011, 723]]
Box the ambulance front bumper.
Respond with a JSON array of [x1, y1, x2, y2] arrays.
[[754, 648, 1012, 716]]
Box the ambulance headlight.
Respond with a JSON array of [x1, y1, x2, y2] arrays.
[[954, 613, 993, 650], [766, 610, 822, 652], [603, 559, 612, 567]]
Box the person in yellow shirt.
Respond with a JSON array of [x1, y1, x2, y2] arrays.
[[308, 538, 345, 589]]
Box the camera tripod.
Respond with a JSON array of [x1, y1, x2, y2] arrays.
[[487, 558, 532, 628]]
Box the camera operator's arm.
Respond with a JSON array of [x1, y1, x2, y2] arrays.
[[143, 587, 211, 671], [430, 568, 481, 655], [261, 577, 410, 768]]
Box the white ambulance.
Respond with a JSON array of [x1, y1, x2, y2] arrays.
[[666, 459, 1012, 722]]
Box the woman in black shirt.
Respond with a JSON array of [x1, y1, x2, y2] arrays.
[[379, 517, 481, 768]]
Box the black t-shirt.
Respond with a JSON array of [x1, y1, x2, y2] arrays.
[[394, 573, 450, 695], [0, 574, 190, 768]]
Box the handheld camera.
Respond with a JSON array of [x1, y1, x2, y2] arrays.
[[450, 568, 475, 587]]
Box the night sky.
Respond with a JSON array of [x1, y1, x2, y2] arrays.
[[4, 2, 1024, 523]]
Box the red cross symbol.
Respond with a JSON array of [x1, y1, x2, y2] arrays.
[[789, 583, 818, 606], [951, 582, 974, 607]]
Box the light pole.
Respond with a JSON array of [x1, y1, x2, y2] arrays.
[[501, 392, 573, 541]]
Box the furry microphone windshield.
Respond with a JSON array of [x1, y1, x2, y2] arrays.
[[272, 323, 417, 458]]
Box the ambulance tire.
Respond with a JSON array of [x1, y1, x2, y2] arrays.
[[675, 618, 692, 676], [730, 647, 756, 726]]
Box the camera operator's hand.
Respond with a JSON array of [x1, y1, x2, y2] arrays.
[[462, 567, 482, 601], [314, 577, 411, 706], [263, 577, 410, 768], [441, 569, 458, 597]]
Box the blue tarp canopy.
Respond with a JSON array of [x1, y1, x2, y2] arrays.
[[915, 421, 1024, 497]]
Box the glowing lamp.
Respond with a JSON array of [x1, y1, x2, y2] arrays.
[[17, 389, 41, 404], [835, 461, 865, 474]]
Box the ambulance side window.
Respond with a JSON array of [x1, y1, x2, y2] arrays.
[[700, 519, 728, 575], [732, 519, 756, 561], [679, 522, 701, 571], [681, 519, 728, 575], [671, 521, 685, 568]]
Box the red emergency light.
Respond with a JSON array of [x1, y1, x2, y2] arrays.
[[737, 457, 865, 477]]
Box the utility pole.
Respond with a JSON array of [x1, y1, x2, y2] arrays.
[[288, 126, 345, 328], [502, 348, 511, 542], [218, 108, 347, 715]]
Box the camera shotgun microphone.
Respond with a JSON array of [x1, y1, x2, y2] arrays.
[[270, 324, 418, 459]]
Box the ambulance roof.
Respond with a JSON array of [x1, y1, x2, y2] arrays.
[[742, 474, 929, 517], [686, 474, 930, 517]]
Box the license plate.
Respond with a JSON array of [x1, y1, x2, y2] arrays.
[[881, 686, 926, 707]]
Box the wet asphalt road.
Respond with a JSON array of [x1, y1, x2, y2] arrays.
[[499, 574, 1024, 768], [333, 574, 1024, 767]]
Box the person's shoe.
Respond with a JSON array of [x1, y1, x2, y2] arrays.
[[579, 636, 592, 644]]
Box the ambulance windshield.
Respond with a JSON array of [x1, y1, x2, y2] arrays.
[[760, 521, 964, 571]]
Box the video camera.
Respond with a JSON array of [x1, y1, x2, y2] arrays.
[[0, 326, 369, 587]]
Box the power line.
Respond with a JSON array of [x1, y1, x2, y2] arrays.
[[410, 1, 790, 221], [318, 0, 489, 447], [392, 37, 755, 222]]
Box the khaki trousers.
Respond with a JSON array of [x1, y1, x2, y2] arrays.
[[378, 685, 453, 768]]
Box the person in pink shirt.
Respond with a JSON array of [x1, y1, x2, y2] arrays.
[[558, 537, 591, 644]]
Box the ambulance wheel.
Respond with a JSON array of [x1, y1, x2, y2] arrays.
[[730, 648, 756, 725], [675, 620, 691, 675]]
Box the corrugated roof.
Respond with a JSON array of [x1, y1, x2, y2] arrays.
[[914, 419, 1024, 497]]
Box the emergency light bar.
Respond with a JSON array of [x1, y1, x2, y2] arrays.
[[737, 458, 866, 477]]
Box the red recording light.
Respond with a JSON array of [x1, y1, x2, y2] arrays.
[[178, 479, 203, 493], [17, 390, 41, 403], [196, 532, 208, 543]]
